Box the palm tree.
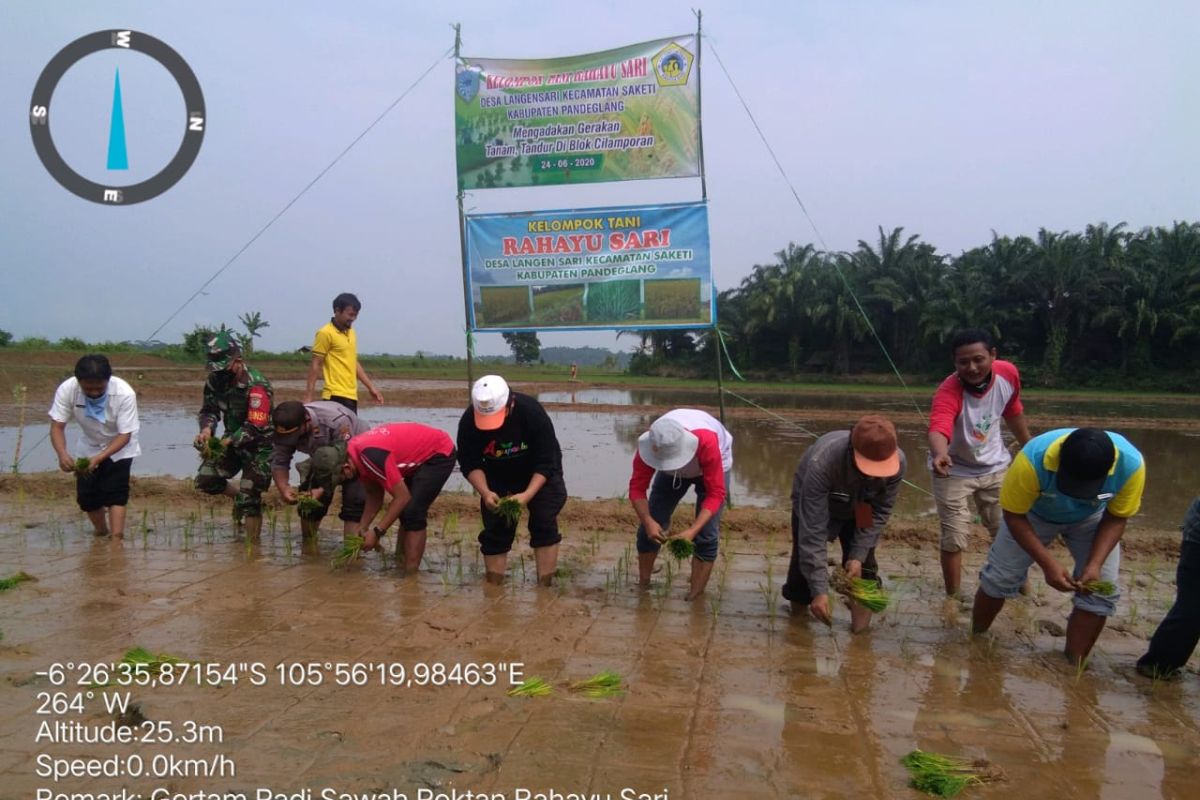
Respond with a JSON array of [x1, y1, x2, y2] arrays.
[[237, 311, 270, 355], [857, 227, 945, 368]]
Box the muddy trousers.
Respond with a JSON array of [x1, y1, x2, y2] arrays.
[[195, 444, 272, 517], [1138, 539, 1200, 676], [781, 515, 879, 604]]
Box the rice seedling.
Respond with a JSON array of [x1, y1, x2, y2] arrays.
[[496, 497, 522, 527], [665, 537, 694, 561], [72, 457, 92, 476], [329, 535, 364, 569], [830, 568, 890, 612], [1081, 580, 1116, 595], [296, 493, 322, 520], [10, 384, 27, 474], [0, 571, 36, 592], [121, 646, 189, 674], [901, 749, 1001, 797], [202, 437, 225, 463], [507, 677, 552, 697], [570, 670, 624, 698]]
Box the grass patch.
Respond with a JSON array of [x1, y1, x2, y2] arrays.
[[531, 284, 585, 325], [570, 670, 624, 698], [507, 677, 552, 697], [479, 286, 530, 325], [644, 278, 702, 321], [901, 750, 1002, 797], [0, 571, 36, 592], [665, 537, 694, 561], [831, 568, 890, 612], [586, 280, 641, 322], [330, 535, 364, 569]]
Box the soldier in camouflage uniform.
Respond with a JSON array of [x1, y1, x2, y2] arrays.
[[193, 331, 273, 536]]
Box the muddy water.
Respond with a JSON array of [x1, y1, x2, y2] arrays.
[[3, 400, 1195, 529], [1, 496, 1197, 798]]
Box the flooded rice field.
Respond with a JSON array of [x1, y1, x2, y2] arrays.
[[3, 384, 1199, 797], [0, 487, 1197, 798], [2, 394, 1197, 529]]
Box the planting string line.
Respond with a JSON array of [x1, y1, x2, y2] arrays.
[[145, 45, 455, 343], [703, 37, 927, 425], [720, 387, 933, 498]]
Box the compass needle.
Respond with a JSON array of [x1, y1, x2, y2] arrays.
[[106, 67, 129, 170]]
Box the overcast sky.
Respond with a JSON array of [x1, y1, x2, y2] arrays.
[[1, 1, 1197, 357]]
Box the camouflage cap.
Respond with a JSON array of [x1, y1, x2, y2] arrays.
[[308, 442, 349, 488], [206, 330, 242, 372]]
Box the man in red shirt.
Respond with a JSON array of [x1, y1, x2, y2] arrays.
[[629, 408, 733, 601], [928, 329, 1032, 596], [315, 423, 456, 573]]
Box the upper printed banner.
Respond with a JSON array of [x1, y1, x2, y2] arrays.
[[455, 35, 700, 189]]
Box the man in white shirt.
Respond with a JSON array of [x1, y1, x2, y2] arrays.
[[48, 354, 141, 538]]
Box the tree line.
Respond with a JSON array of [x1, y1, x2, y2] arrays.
[[627, 221, 1200, 389]]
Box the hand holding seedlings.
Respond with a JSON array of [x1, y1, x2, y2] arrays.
[[73, 456, 94, 476], [1040, 559, 1079, 592], [830, 566, 890, 612], [643, 518, 667, 545], [495, 496, 523, 527], [809, 593, 833, 626], [296, 493, 322, 519], [666, 536, 695, 560]]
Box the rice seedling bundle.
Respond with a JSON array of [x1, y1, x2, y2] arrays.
[[73, 457, 92, 476], [570, 671, 624, 698], [507, 677, 552, 697], [203, 437, 225, 462], [329, 535, 364, 569], [296, 493, 322, 519], [665, 537, 695, 561], [495, 497, 522, 527], [1081, 579, 1116, 595], [0, 571, 36, 592], [830, 567, 890, 612], [901, 749, 1002, 797]]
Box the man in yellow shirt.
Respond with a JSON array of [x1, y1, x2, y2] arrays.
[[303, 293, 384, 412]]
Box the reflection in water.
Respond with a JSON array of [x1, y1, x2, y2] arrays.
[[2, 401, 1196, 527]]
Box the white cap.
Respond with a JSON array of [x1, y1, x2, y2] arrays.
[[472, 375, 511, 430], [637, 417, 699, 472]]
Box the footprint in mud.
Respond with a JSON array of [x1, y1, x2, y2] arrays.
[[1036, 619, 1066, 637]]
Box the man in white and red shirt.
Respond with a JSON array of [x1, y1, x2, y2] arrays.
[[928, 329, 1032, 596], [317, 423, 456, 574], [629, 408, 733, 601]]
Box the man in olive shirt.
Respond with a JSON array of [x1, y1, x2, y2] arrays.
[[783, 415, 906, 632], [271, 399, 369, 538], [303, 292, 384, 411], [457, 375, 567, 586]]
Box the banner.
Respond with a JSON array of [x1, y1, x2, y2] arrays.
[[455, 35, 700, 189], [466, 201, 712, 331]]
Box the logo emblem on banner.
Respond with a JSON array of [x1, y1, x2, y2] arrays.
[[653, 42, 693, 87], [456, 65, 482, 103]]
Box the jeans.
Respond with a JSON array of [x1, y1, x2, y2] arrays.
[[979, 510, 1121, 616], [636, 470, 729, 562]]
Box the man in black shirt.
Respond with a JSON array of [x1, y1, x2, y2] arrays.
[[457, 375, 567, 586]]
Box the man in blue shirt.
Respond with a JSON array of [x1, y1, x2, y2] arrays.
[[971, 427, 1146, 665]]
